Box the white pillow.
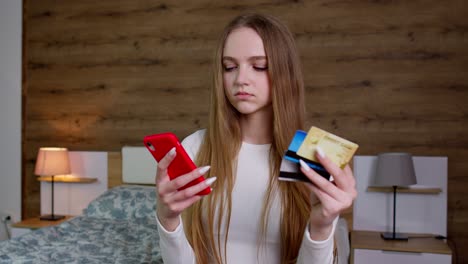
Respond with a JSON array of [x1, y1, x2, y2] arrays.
[[122, 146, 156, 185]]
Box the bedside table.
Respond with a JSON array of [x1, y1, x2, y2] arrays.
[[350, 230, 452, 264], [11, 215, 74, 238]]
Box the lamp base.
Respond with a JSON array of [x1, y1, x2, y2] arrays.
[[381, 232, 409, 240], [39, 214, 65, 221]]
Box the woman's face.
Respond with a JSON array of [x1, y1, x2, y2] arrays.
[[222, 27, 272, 116]]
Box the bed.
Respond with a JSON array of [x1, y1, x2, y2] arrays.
[[0, 147, 351, 264], [0, 185, 163, 264]]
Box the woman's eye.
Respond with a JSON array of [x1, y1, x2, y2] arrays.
[[254, 66, 268, 71], [223, 65, 237, 72]]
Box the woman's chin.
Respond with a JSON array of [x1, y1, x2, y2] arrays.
[[233, 104, 272, 116]]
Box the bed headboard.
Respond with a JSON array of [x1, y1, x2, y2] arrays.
[[108, 146, 157, 188]]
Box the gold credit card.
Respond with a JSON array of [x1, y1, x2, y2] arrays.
[[296, 126, 359, 168]]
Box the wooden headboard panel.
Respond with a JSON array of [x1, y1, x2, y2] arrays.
[[108, 151, 123, 189]]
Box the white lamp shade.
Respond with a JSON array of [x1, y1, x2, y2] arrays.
[[374, 152, 417, 187], [34, 147, 71, 176]]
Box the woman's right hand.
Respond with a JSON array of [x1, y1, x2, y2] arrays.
[[155, 147, 216, 231]]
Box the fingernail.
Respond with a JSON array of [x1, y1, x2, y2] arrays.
[[169, 147, 176, 156], [205, 177, 217, 186], [198, 166, 211, 175], [299, 159, 311, 172], [316, 146, 325, 158]]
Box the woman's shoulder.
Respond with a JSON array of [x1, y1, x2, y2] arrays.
[[181, 129, 206, 160]]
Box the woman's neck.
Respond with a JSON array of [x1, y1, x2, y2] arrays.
[[239, 107, 273, 145]]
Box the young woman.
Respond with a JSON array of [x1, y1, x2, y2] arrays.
[[154, 13, 357, 264]]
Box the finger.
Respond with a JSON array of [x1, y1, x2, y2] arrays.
[[342, 165, 356, 190], [306, 182, 336, 207], [171, 177, 217, 203], [299, 159, 343, 199], [156, 147, 176, 185], [169, 195, 203, 214], [158, 147, 176, 171], [314, 147, 347, 189], [159, 166, 211, 195], [307, 183, 348, 222], [306, 180, 353, 214]]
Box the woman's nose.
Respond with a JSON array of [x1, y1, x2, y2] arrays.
[[234, 65, 249, 86]]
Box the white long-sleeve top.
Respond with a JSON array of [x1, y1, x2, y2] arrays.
[[156, 129, 337, 264]]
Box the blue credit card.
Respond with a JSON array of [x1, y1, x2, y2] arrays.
[[282, 130, 330, 180], [287, 130, 307, 153]]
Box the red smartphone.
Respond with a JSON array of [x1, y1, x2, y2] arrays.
[[143, 132, 211, 196]]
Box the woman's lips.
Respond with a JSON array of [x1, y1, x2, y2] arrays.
[[235, 91, 253, 99]]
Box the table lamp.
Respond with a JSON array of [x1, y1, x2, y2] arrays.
[[34, 147, 71, 221], [374, 152, 417, 240]]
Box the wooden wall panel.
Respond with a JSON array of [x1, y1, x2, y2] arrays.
[[23, 0, 468, 262]]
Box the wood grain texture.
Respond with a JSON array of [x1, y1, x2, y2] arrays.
[[107, 152, 122, 189], [23, 0, 468, 262]]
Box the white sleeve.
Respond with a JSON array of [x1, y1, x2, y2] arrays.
[[155, 130, 205, 264], [181, 129, 206, 161], [296, 217, 338, 264], [155, 213, 196, 264]]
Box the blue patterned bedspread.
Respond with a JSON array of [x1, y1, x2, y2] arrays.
[[0, 186, 164, 264], [0, 216, 162, 264]]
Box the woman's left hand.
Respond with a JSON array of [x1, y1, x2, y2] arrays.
[[299, 147, 357, 241]]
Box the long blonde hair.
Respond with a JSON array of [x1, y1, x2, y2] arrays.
[[183, 13, 311, 264]]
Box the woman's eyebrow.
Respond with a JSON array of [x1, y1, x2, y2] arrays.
[[249, 56, 267, 62], [222, 56, 236, 63], [222, 56, 267, 62]]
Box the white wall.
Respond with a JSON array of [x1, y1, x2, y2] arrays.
[[41, 152, 108, 216], [0, 0, 22, 240]]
